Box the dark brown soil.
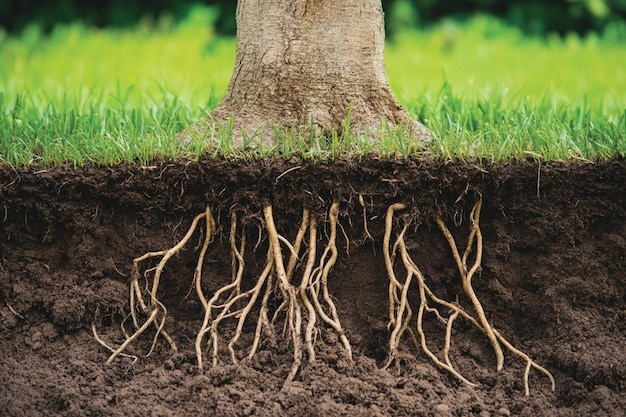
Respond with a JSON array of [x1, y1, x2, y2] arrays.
[[1, 157, 625, 417]]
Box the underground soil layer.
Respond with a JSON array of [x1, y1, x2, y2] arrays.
[[0, 156, 625, 417]]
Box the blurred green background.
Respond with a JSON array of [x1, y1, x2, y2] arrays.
[[1, 0, 625, 37]]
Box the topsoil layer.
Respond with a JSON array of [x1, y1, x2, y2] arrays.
[[0, 157, 625, 417]]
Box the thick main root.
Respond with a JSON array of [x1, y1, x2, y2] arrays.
[[383, 199, 555, 396], [94, 203, 352, 387]]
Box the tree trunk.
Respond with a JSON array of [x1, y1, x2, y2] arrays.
[[205, 0, 432, 145]]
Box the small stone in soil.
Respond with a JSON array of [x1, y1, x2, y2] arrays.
[[433, 403, 452, 416], [495, 407, 511, 416]]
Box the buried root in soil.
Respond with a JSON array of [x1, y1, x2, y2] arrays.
[[93, 197, 555, 396]]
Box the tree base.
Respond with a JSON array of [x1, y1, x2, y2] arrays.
[[177, 0, 435, 149], [179, 107, 434, 150]]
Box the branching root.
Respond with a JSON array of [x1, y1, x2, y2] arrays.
[[96, 203, 352, 387], [94, 208, 212, 364], [382, 199, 555, 395], [94, 197, 553, 396]]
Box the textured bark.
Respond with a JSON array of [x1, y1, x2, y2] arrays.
[[202, 0, 432, 145]]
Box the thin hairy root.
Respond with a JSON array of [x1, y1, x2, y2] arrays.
[[383, 200, 554, 395], [359, 194, 374, 242], [92, 323, 138, 363]]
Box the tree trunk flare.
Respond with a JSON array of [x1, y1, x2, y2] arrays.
[[204, 0, 433, 145]]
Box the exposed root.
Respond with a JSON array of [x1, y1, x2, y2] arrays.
[[193, 204, 353, 385], [6, 301, 24, 319], [359, 194, 374, 242], [95, 209, 212, 364], [97, 203, 351, 387], [383, 199, 555, 395], [308, 202, 353, 361], [95, 197, 552, 396], [195, 211, 255, 370], [261, 203, 353, 385], [435, 199, 503, 372], [91, 323, 138, 363]]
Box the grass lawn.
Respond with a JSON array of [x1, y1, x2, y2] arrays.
[[1, 6, 625, 166]]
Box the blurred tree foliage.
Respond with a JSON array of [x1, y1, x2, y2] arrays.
[[386, 0, 626, 37], [0, 0, 624, 36], [0, 0, 234, 34]]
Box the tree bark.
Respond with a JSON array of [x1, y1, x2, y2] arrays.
[[201, 0, 432, 145]]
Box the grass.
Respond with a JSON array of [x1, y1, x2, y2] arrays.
[[0, 7, 625, 166]]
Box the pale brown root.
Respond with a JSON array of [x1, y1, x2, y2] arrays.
[[192, 208, 218, 363], [383, 203, 408, 332], [191, 205, 351, 383], [195, 212, 256, 371], [382, 203, 408, 367], [436, 199, 504, 372], [263, 205, 303, 386], [300, 215, 319, 362], [443, 310, 460, 368], [383, 200, 554, 395], [97, 211, 211, 364], [248, 268, 276, 359], [142, 211, 207, 307], [105, 308, 159, 365], [226, 256, 269, 365], [398, 238, 477, 387], [245, 205, 352, 385], [337, 217, 351, 256], [231, 205, 353, 384], [228, 212, 242, 298], [286, 209, 310, 281], [225, 218, 250, 363], [92, 323, 138, 363], [359, 194, 374, 242], [6, 302, 24, 319], [271, 209, 310, 325], [494, 329, 556, 395], [383, 223, 414, 368], [309, 202, 353, 361], [195, 207, 216, 310], [99, 203, 351, 386], [127, 275, 176, 354]]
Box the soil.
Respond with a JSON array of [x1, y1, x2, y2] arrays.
[[0, 156, 625, 417]]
